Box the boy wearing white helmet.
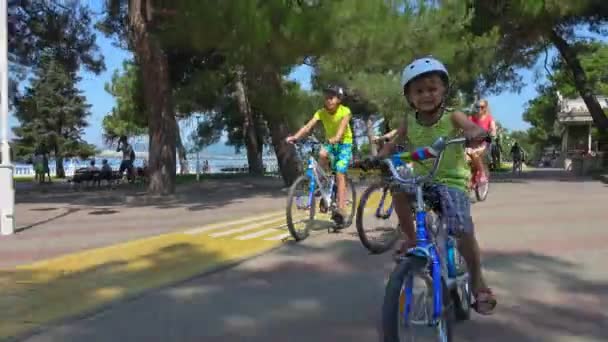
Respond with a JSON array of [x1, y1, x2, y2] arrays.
[[377, 57, 497, 315]]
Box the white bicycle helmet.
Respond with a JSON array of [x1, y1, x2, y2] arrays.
[[400, 57, 449, 89]]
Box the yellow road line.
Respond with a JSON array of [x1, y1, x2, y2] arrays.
[[0, 228, 283, 340]]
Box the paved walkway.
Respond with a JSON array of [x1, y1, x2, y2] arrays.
[[2, 177, 288, 268], [3, 169, 607, 341]]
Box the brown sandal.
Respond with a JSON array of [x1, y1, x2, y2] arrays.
[[472, 288, 497, 315]]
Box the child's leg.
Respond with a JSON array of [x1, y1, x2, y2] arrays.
[[393, 192, 415, 243], [333, 144, 352, 212], [448, 187, 496, 314], [318, 146, 331, 172]]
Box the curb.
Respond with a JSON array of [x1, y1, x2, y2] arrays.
[[3, 242, 288, 342], [590, 173, 608, 184]]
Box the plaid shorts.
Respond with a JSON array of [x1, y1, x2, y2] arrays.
[[430, 184, 474, 236], [393, 182, 474, 236]]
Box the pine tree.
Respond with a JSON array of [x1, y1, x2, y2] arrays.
[[13, 55, 96, 178]]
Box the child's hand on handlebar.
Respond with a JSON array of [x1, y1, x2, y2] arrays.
[[358, 157, 382, 172], [285, 136, 297, 144], [464, 132, 491, 147]]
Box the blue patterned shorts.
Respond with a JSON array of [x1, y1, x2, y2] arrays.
[[322, 143, 353, 174]]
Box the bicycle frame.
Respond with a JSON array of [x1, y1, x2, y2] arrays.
[[373, 146, 408, 219], [297, 142, 335, 211], [382, 137, 467, 325]]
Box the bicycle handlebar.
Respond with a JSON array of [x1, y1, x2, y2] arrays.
[[358, 136, 475, 185]]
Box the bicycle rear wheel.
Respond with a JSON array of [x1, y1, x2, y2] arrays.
[[355, 181, 399, 254], [286, 175, 316, 241], [382, 257, 454, 342]]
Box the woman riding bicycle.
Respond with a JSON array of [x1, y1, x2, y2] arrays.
[[466, 99, 497, 185], [376, 57, 497, 315]]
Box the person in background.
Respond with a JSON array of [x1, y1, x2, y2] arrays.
[[42, 150, 51, 183], [117, 136, 135, 180], [88, 160, 99, 171], [33, 149, 44, 184], [466, 99, 497, 184]]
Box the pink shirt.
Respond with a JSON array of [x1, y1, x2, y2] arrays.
[[469, 114, 494, 132]]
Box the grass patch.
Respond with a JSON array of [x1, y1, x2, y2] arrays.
[[13, 176, 62, 183], [490, 162, 529, 174]]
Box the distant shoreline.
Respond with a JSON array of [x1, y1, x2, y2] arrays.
[[14, 154, 278, 177]]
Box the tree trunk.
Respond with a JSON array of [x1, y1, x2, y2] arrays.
[[129, 0, 176, 195], [176, 126, 188, 175], [54, 152, 65, 178], [268, 119, 301, 186], [366, 116, 377, 156], [550, 29, 608, 132], [234, 67, 264, 175]]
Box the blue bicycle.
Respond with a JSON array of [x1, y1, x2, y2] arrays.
[[285, 140, 356, 241], [355, 143, 412, 254], [364, 136, 473, 342]]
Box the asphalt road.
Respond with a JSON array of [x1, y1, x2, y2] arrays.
[[18, 170, 608, 342]]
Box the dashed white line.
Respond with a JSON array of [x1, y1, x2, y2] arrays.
[[235, 228, 282, 240], [184, 211, 283, 235], [264, 233, 291, 241], [209, 217, 286, 238]]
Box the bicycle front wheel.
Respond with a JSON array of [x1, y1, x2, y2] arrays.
[[286, 175, 316, 241], [382, 257, 454, 342], [355, 182, 399, 254]]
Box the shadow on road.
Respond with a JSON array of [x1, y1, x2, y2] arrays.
[[16, 208, 81, 233], [1, 242, 228, 342], [15, 176, 287, 211], [7, 237, 605, 342]]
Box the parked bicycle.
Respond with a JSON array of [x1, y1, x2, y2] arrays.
[[362, 136, 480, 342], [285, 139, 356, 241]]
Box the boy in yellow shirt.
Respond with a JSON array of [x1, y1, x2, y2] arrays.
[[286, 85, 353, 221]]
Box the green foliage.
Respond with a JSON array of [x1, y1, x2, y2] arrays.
[[551, 42, 608, 97], [469, 0, 608, 130], [12, 55, 95, 161], [9, 0, 105, 106], [523, 85, 560, 145], [102, 60, 147, 142], [522, 41, 608, 155], [313, 0, 501, 130]]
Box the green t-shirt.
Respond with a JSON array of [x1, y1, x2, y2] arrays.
[[407, 113, 470, 192], [313, 104, 353, 144]]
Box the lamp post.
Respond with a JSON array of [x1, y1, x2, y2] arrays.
[[195, 114, 202, 182], [0, 0, 15, 235]]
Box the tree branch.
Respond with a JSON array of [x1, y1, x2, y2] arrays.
[[543, 42, 553, 79]]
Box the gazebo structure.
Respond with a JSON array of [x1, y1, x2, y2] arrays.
[[556, 92, 607, 173]]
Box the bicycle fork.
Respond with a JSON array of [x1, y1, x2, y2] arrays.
[[402, 187, 444, 326]]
